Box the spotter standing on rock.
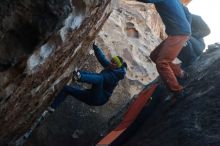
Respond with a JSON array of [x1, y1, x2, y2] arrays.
[[138, 0, 191, 100], [49, 43, 127, 110]]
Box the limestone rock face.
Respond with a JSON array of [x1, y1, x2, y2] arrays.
[[0, 0, 112, 144], [97, 0, 164, 95]]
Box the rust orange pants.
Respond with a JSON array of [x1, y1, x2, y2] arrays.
[[150, 35, 189, 92]]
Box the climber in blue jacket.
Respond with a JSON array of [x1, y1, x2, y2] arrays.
[[49, 43, 127, 109]]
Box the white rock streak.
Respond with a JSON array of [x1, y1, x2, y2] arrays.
[[60, 13, 84, 42], [27, 43, 55, 72]]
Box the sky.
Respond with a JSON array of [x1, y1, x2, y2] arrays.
[[188, 0, 220, 46]]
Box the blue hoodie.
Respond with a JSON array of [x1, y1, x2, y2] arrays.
[[93, 45, 126, 95], [138, 0, 191, 35]]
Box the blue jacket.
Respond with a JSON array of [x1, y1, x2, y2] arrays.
[[93, 45, 126, 95], [138, 0, 191, 35]]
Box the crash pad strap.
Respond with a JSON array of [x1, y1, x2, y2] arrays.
[[96, 84, 158, 146]]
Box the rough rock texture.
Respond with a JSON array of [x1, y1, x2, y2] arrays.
[[97, 0, 163, 93], [123, 44, 220, 146], [0, 0, 71, 70], [0, 0, 112, 145]]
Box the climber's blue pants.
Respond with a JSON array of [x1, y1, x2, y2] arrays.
[[50, 71, 108, 108]]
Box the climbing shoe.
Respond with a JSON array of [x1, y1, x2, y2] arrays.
[[164, 89, 186, 107], [47, 106, 55, 113], [72, 68, 81, 81], [177, 71, 189, 85], [171, 89, 188, 105]]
